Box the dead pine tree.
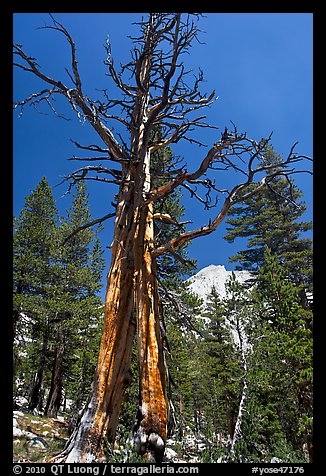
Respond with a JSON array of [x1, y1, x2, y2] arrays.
[[13, 13, 312, 463]]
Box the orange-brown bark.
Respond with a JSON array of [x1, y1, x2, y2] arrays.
[[51, 188, 137, 463], [133, 200, 168, 462]]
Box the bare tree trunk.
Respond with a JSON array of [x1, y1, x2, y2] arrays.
[[229, 318, 248, 460], [51, 188, 137, 462], [230, 377, 248, 458], [52, 261, 135, 462], [133, 200, 168, 462]]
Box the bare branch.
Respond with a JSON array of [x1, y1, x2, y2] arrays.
[[62, 211, 116, 244], [168, 249, 196, 269], [147, 133, 245, 203], [14, 43, 67, 92], [157, 277, 205, 337], [153, 212, 192, 228], [56, 166, 123, 195], [14, 22, 129, 163], [66, 165, 122, 179], [38, 14, 83, 93], [151, 130, 312, 258], [152, 193, 234, 258]]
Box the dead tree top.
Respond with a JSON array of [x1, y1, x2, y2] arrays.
[[14, 13, 312, 254]]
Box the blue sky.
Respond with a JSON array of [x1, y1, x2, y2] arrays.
[[13, 13, 313, 290]]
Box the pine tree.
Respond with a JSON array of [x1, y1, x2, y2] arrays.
[[224, 143, 312, 291], [202, 285, 242, 441], [13, 177, 59, 408], [164, 288, 205, 438], [150, 126, 196, 283], [221, 274, 253, 461], [237, 248, 313, 462], [13, 178, 105, 415], [13, 177, 59, 336], [44, 181, 105, 418]]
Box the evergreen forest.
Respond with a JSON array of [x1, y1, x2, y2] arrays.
[[13, 158, 313, 463], [13, 13, 313, 466]]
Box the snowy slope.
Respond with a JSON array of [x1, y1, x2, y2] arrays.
[[187, 264, 252, 301]]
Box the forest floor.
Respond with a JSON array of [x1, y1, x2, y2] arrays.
[[13, 410, 69, 463], [13, 409, 213, 463]]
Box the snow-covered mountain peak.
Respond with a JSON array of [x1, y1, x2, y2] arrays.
[[187, 264, 252, 301]]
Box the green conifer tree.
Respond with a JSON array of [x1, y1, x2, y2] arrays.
[[44, 181, 105, 418], [150, 126, 196, 283], [164, 289, 205, 439], [13, 177, 59, 408], [224, 143, 312, 291], [238, 248, 313, 462], [202, 285, 242, 440]]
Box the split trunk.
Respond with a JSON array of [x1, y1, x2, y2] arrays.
[[51, 160, 168, 462]]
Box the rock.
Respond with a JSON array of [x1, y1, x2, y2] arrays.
[[13, 418, 18, 428], [165, 447, 178, 460], [13, 427, 24, 438], [14, 396, 29, 408], [53, 416, 65, 423], [148, 432, 165, 451], [188, 265, 252, 301], [23, 431, 38, 439], [29, 437, 49, 449], [197, 443, 206, 451], [13, 411, 25, 417], [270, 457, 282, 463], [41, 423, 52, 429], [189, 456, 201, 463], [166, 438, 176, 447], [65, 398, 73, 410]]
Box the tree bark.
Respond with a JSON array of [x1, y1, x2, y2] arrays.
[[45, 338, 64, 418], [29, 334, 48, 412], [50, 34, 168, 462], [229, 318, 248, 460], [133, 200, 168, 462], [129, 42, 168, 462], [51, 185, 137, 462], [224, 386, 235, 438]]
